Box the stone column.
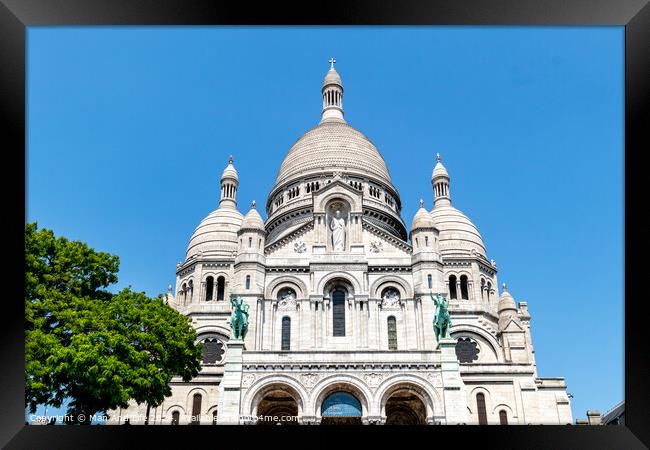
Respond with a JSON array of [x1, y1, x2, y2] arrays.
[[216, 339, 245, 425], [438, 337, 468, 424]]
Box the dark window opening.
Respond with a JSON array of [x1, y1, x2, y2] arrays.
[[332, 290, 346, 337], [476, 393, 487, 425], [205, 277, 214, 301], [171, 411, 179, 425], [449, 275, 458, 300], [281, 317, 291, 351], [387, 316, 397, 350], [191, 394, 202, 425], [216, 276, 225, 301], [499, 410, 508, 425], [460, 275, 469, 300]]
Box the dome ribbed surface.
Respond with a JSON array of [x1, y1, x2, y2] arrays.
[[242, 207, 265, 230], [275, 121, 392, 186], [411, 206, 436, 230], [186, 207, 243, 260], [430, 205, 486, 257], [323, 68, 343, 87]]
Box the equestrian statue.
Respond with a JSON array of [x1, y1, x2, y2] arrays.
[[229, 291, 249, 340], [430, 292, 451, 341]]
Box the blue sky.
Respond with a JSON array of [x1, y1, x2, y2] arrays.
[[27, 26, 623, 422]]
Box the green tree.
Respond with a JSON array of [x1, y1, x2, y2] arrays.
[[25, 223, 202, 424]]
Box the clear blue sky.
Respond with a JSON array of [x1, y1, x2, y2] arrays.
[[27, 26, 623, 422]]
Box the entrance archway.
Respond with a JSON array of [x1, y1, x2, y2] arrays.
[[384, 387, 427, 425], [256, 388, 299, 425], [321, 392, 362, 425]]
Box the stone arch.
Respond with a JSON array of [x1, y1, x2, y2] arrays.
[[195, 324, 232, 340], [265, 275, 308, 299], [243, 375, 308, 418], [315, 189, 361, 213], [492, 403, 515, 416], [318, 272, 361, 297], [375, 375, 441, 419], [310, 375, 373, 419], [450, 324, 501, 362], [369, 275, 413, 299]]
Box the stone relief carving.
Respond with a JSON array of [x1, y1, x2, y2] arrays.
[[369, 240, 383, 253], [277, 289, 298, 310], [380, 288, 401, 309], [293, 240, 307, 253], [242, 374, 256, 387], [363, 372, 386, 388], [426, 372, 442, 386], [300, 373, 320, 390]]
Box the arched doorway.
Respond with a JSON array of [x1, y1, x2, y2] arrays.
[[383, 385, 428, 425], [321, 392, 362, 425], [256, 387, 299, 425]]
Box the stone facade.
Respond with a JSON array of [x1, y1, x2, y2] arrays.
[[107, 61, 572, 426]]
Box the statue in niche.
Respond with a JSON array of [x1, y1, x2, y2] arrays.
[[330, 210, 346, 251]]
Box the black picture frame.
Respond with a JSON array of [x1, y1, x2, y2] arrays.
[[2, 1, 647, 448]]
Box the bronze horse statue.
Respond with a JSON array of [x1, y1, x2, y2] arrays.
[[430, 292, 451, 341], [229, 291, 249, 340]]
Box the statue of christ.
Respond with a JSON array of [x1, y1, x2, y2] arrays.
[[330, 210, 346, 251]]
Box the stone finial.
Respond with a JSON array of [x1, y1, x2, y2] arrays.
[[419, 198, 425, 208], [251, 200, 256, 209], [436, 153, 441, 162], [328, 57, 336, 69], [167, 284, 172, 293], [502, 282, 507, 292], [228, 155, 234, 164]]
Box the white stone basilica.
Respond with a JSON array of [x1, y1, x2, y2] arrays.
[[109, 60, 573, 425]]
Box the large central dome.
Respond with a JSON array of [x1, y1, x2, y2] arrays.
[[275, 120, 392, 186]]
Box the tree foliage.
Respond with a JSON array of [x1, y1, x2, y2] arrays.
[[25, 223, 202, 424]]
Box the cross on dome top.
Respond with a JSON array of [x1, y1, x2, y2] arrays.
[[328, 57, 336, 69], [436, 153, 441, 162], [228, 155, 234, 164], [419, 198, 425, 208]]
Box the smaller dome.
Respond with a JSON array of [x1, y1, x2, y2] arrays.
[[498, 283, 517, 314], [430, 205, 486, 257], [186, 207, 243, 260], [411, 199, 436, 230], [323, 68, 343, 88], [241, 201, 265, 230], [432, 153, 449, 180], [222, 156, 238, 181]]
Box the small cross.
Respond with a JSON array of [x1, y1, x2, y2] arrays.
[[228, 155, 234, 164], [328, 57, 336, 69], [436, 153, 441, 162]]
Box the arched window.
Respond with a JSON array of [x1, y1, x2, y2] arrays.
[[449, 275, 458, 300], [387, 316, 397, 350], [332, 290, 346, 337], [202, 338, 225, 364], [171, 410, 179, 425], [499, 410, 508, 425], [281, 316, 291, 351], [182, 283, 187, 304], [480, 278, 485, 299], [205, 276, 214, 301], [476, 393, 487, 425], [427, 274, 433, 289], [191, 393, 202, 425], [460, 275, 469, 300], [487, 281, 492, 301], [245, 275, 251, 290], [248, 237, 252, 248], [188, 280, 194, 303], [212, 410, 218, 425], [425, 236, 429, 246], [216, 276, 225, 301]]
